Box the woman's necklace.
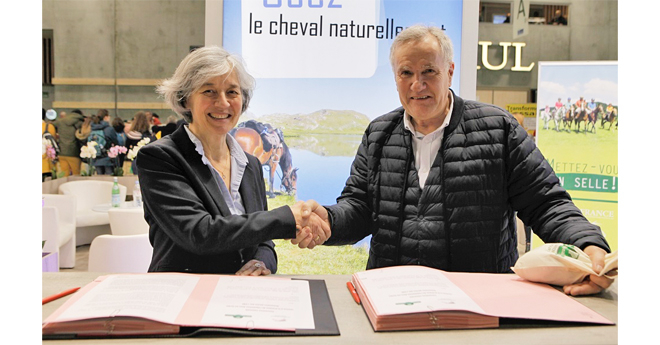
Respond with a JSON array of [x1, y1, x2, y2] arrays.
[[217, 154, 231, 186], [219, 168, 229, 182]]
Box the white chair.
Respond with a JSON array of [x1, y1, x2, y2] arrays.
[[42, 194, 77, 268], [88, 233, 153, 273], [108, 207, 149, 235], [59, 180, 127, 245]]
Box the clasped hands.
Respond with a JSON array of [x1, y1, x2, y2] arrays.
[[288, 200, 331, 249]]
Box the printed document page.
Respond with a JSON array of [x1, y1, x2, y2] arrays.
[[202, 277, 315, 330], [55, 274, 199, 324], [355, 266, 486, 316]]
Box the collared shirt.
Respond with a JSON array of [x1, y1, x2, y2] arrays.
[[403, 92, 454, 189], [184, 125, 248, 215]]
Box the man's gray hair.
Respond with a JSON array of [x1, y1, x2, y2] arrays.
[[157, 46, 255, 123], [389, 24, 454, 70]]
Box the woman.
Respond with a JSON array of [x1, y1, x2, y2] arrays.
[[125, 111, 153, 174], [125, 111, 153, 148], [136, 46, 328, 275]]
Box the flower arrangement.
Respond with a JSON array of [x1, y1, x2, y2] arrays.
[[43, 138, 63, 179], [80, 141, 98, 176], [107, 145, 128, 176], [127, 137, 151, 161]]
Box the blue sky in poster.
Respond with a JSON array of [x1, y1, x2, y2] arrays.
[[223, 0, 463, 119], [537, 62, 618, 110]]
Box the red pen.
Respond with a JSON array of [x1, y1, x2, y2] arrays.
[[346, 281, 361, 304], [42, 287, 80, 305]]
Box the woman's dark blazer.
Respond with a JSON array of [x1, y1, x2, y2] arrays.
[[136, 125, 296, 274]]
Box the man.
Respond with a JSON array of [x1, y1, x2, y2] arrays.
[[300, 25, 611, 296], [587, 98, 598, 115], [575, 96, 586, 113], [54, 109, 85, 175], [550, 9, 568, 25]]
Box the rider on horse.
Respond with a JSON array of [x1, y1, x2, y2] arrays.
[[586, 98, 598, 133], [601, 103, 617, 129], [587, 98, 597, 116]]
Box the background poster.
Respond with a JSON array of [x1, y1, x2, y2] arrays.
[[505, 103, 536, 138], [536, 61, 618, 251], [222, 0, 464, 206]]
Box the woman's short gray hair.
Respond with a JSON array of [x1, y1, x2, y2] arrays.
[[157, 46, 255, 123], [389, 24, 454, 70]]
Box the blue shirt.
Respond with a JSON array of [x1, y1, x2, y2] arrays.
[[184, 125, 248, 215]]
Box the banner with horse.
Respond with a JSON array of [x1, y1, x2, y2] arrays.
[[220, 0, 466, 208], [536, 61, 618, 251]]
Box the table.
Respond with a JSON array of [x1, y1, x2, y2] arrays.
[[43, 272, 618, 344], [92, 202, 141, 213]]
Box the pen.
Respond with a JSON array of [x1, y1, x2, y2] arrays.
[[42, 287, 80, 305], [346, 281, 361, 304]]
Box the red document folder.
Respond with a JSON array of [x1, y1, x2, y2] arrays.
[[351, 266, 614, 331]]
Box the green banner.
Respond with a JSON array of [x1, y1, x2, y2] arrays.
[[536, 62, 618, 251], [556, 173, 617, 193]]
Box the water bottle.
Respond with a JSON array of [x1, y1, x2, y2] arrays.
[[133, 180, 142, 207], [111, 177, 121, 208]]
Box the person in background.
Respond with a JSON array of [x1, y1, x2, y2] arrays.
[[42, 108, 58, 181], [126, 111, 155, 174], [90, 113, 113, 175], [98, 109, 111, 123], [150, 112, 163, 137], [153, 114, 178, 139], [550, 9, 568, 25], [161, 115, 178, 137], [144, 111, 155, 133], [126, 111, 153, 148], [111, 117, 128, 168], [300, 24, 612, 296], [136, 45, 329, 275], [152, 113, 162, 126], [54, 108, 85, 175]]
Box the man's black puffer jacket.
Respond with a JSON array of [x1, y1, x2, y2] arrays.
[[326, 92, 610, 273]]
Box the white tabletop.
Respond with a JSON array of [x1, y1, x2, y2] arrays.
[[92, 202, 142, 212]]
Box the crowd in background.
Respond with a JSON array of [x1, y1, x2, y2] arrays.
[[41, 108, 184, 181]]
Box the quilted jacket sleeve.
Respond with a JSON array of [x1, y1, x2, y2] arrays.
[[325, 130, 374, 245], [505, 116, 610, 252]]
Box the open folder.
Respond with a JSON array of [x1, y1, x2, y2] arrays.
[[351, 266, 614, 331], [43, 273, 339, 339]]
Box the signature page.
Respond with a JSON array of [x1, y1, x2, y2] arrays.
[[201, 276, 315, 331], [53, 274, 199, 324], [354, 266, 485, 316]]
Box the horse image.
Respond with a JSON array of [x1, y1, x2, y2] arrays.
[[586, 105, 601, 133], [277, 141, 298, 194], [230, 125, 297, 198], [573, 107, 589, 133], [601, 107, 618, 130], [552, 106, 564, 131], [561, 105, 574, 131], [540, 108, 552, 130]]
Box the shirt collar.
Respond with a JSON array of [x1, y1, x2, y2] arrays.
[[403, 91, 454, 139], [183, 125, 248, 167]]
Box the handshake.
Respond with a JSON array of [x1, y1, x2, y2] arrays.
[[289, 200, 331, 249]]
